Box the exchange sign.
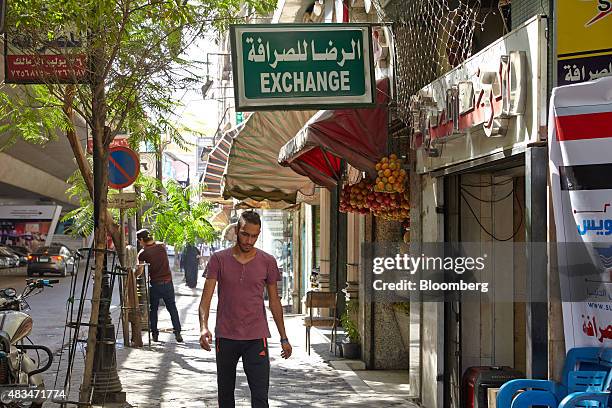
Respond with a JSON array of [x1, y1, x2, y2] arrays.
[[230, 24, 375, 111]]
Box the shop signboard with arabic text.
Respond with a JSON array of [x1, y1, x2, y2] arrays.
[[230, 24, 375, 111], [556, 1, 612, 86], [4, 28, 87, 84], [549, 76, 612, 349]]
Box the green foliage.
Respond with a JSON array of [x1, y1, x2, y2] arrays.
[[142, 177, 218, 250], [61, 165, 124, 237], [61, 166, 96, 237], [340, 300, 360, 344], [2, 0, 276, 151], [2, 0, 275, 242], [60, 170, 219, 245], [0, 85, 69, 149], [62, 204, 95, 237]]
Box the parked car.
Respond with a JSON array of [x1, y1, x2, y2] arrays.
[[27, 245, 75, 277], [0, 246, 20, 268], [6, 245, 29, 265]]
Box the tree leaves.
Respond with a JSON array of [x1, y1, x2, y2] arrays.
[[0, 85, 69, 149], [142, 178, 218, 249]]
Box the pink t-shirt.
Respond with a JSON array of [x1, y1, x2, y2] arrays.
[[204, 248, 281, 340]]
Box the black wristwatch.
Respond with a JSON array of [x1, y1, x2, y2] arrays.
[[280, 338, 289, 344]]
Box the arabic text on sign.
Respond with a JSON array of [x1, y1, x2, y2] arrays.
[[246, 37, 362, 69], [563, 62, 612, 83], [582, 314, 612, 343], [577, 219, 612, 236]]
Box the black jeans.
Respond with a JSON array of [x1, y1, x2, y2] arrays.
[[216, 338, 270, 408], [149, 281, 181, 335]]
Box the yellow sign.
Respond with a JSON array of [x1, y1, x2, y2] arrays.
[[557, 0, 612, 85]]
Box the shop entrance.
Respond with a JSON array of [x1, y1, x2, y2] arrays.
[[442, 160, 527, 408]]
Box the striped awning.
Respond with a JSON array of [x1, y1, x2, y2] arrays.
[[234, 189, 320, 210], [208, 208, 231, 229], [223, 110, 317, 203], [201, 123, 246, 200]]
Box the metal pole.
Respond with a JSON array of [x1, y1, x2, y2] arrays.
[[119, 208, 130, 346], [526, 144, 548, 379]]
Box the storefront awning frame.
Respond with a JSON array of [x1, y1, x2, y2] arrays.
[[278, 78, 390, 187], [222, 109, 317, 203]]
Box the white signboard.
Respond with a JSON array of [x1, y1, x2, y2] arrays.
[[549, 76, 612, 349], [0, 205, 59, 220]]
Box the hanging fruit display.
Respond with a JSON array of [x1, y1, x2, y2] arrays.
[[339, 180, 371, 215], [374, 154, 407, 193], [368, 189, 410, 221], [339, 176, 410, 221]]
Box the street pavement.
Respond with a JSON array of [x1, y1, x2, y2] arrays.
[[3, 265, 417, 407]]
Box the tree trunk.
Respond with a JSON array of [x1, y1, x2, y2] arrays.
[[79, 124, 108, 403], [79, 43, 110, 399], [63, 87, 124, 264]]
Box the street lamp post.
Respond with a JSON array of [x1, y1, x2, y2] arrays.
[[201, 52, 232, 100]]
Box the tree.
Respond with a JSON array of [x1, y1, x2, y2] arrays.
[[1, 0, 274, 401], [62, 174, 219, 250], [141, 178, 218, 248]]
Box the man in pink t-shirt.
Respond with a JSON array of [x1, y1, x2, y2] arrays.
[[199, 211, 292, 408]]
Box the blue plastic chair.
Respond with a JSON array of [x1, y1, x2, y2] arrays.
[[556, 349, 612, 408], [558, 348, 612, 408], [558, 390, 610, 408], [510, 371, 609, 408], [497, 348, 610, 408]]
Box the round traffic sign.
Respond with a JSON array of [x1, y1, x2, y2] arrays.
[[108, 146, 140, 189]]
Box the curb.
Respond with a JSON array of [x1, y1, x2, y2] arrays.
[[0, 266, 27, 277]]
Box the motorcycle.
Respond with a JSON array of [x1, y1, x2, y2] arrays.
[[0, 279, 58, 408]]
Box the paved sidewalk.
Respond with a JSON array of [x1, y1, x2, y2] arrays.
[[43, 269, 418, 407]]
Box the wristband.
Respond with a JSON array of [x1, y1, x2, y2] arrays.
[[280, 338, 289, 344]]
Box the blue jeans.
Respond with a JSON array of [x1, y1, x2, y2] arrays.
[[149, 281, 181, 335]]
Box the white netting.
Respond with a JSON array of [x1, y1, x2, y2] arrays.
[[373, 0, 485, 125]]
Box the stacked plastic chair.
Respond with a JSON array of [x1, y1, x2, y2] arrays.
[[497, 347, 612, 408]]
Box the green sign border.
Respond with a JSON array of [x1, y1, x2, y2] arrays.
[[230, 23, 376, 112]]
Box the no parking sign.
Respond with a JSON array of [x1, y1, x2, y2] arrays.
[[108, 146, 140, 189]]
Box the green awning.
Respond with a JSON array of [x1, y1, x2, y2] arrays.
[[223, 110, 317, 203]]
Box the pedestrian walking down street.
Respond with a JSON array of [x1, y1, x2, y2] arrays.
[[199, 211, 292, 408], [200, 243, 211, 270], [182, 243, 200, 288], [137, 229, 183, 343]]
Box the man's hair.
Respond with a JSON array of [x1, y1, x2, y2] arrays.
[[238, 211, 261, 229], [136, 229, 152, 242]]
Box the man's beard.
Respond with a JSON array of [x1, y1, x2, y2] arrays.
[[237, 242, 253, 253]]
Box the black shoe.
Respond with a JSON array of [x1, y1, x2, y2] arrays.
[[152, 333, 159, 342], [175, 333, 184, 343]]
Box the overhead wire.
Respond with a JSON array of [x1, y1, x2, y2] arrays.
[[460, 178, 523, 241]]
